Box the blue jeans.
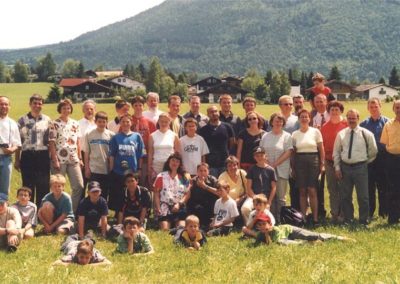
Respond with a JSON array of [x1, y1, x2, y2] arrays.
[[0, 155, 12, 197]]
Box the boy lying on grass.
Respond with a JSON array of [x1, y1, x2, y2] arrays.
[[254, 212, 355, 245], [242, 194, 275, 238], [174, 215, 207, 250], [116, 216, 154, 255], [53, 233, 111, 266]]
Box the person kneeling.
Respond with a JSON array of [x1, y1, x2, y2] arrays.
[[174, 215, 207, 250], [0, 193, 22, 252], [116, 217, 154, 255], [12, 187, 37, 239]]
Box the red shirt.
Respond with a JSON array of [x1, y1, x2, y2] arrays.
[[321, 120, 348, 161], [131, 116, 156, 151]]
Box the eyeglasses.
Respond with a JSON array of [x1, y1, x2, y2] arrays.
[[248, 117, 258, 121], [281, 103, 293, 106]]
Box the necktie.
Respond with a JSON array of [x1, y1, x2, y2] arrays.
[[321, 113, 325, 127], [348, 130, 354, 159]]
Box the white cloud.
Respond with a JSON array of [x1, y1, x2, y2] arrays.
[[0, 0, 165, 49]]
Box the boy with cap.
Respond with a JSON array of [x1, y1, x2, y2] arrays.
[[254, 212, 353, 245], [0, 192, 22, 251], [242, 147, 277, 223], [76, 181, 109, 239]]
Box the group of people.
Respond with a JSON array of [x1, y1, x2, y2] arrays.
[[0, 71, 399, 261]]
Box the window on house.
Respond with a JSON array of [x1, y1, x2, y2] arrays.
[[123, 78, 126, 82], [118, 79, 121, 82], [85, 85, 89, 90], [379, 88, 386, 95]]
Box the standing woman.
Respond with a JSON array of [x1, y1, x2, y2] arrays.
[[236, 111, 266, 172], [153, 152, 191, 231], [147, 113, 180, 185], [291, 109, 325, 225], [218, 156, 248, 223], [49, 99, 84, 212], [260, 113, 293, 222]]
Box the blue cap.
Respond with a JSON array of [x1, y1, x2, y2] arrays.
[[0, 193, 8, 203]]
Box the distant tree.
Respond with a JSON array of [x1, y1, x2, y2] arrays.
[[47, 83, 62, 102], [175, 83, 189, 102], [177, 72, 188, 84], [146, 57, 163, 94], [389, 66, 400, 86], [265, 70, 273, 85], [138, 63, 147, 81], [165, 70, 177, 83], [300, 71, 308, 95], [242, 69, 264, 93], [159, 75, 175, 102], [254, 84, 269, 102], [94, 64, 104, 72], [13, 60, 29, 83], [62, 59, 80, 78], [123, 64, 131, 77], [307, 72, 314, 89], [269, 73, 281, 104], [187, 72, 198, 84], [77, 62, 85, 78], [379, 77, 386, 84], [329, 66, 341, 81], [36, 52, 56, 82], [280, 72, 291, 97], [349, 76, 359, 86], [0, 61, 6, 83]]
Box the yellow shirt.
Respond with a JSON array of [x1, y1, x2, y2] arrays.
[[218, 170, 246, 200], [380, 119, 400, 154]]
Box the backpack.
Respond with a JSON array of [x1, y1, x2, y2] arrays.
[[280, 206, 305, 227]]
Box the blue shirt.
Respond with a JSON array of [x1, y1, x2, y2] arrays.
[[41, 192, 74, 220], [360, 116, 389, 153], [109, 132, 145, 175]]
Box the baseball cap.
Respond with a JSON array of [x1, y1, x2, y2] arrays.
[[87, 181, 102, 193], [253, 147, 265, 155], [0, 192, 8, 203], [255, 212, 271, 224]]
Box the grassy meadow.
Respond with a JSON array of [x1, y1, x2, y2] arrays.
[[0, 83, 399, 283]]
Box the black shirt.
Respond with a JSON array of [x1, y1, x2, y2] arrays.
[[121, 186, 152, 219], [238, 129, 266, 164], [76, 197, 109, 228], [187, 175, 218, 211], [246, 165, 277, 196]]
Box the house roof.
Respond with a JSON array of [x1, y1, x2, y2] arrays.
[[355, 84, 386, 92], [95, 70, 124, 78], [70, 81, 113, 92], [197, 82, 248, 96], [192, 76, 222, 86], [326, 80, 357, 90], [59, 78, 92, 87]]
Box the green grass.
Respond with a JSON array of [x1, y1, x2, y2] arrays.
[[1, 83, 399, 283]]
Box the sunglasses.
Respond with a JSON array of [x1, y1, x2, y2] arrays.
[[248, 117, 258, 121]]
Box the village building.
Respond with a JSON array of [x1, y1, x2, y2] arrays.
[[355, 84, 399, 100]]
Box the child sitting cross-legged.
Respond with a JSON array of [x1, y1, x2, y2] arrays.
[[253, 212, 355, 246], [241, 194, 275, 238], [12, 187, 37, 239], [116, 216, 154, 255], [53, 233, 111, 266], [207, 182, 239, 237], [174, 215, 207, 250]]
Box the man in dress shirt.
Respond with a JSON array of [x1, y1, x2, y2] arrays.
[[312, 94, 330, 129], [15, 94, 51, 205], [360, 98, 389, 218], [183, 96, 208, 128], [380, 100, 400, 224], [333, 109, 377, 225]]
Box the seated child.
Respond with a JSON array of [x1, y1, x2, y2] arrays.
[[53, 233, 111, 266], [117, 173, 151, 229], [0, 193, 22, 252], [174, 215, 207, 250], [207, 182, 239, 236], [242, 194, 275, 238], [38, 174, 75, 235], [116, 217, 154, 255], [254, 212, 354, 246], [12, 187, 37, 239], [76, 181, 109, 239]]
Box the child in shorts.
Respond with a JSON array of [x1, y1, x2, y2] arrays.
[[242, 194, 275, 238], [207, 182, 239, 236], [38, 174, 75, 235], [12, 187, 37, 239], [116, 216, 154, 255], [174, 215, 207, 250]]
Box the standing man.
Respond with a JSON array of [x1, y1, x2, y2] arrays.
[[199, 105, 235, 178], [292, 94, 305, 116], [333, 109, 377, 225], [143, 92, 163, 125], [360, 98, 389, 218], [15, 94, 51, 205], [167, 95, 185, 137], [219, 94, 241, 136], [183, 95, 208, 128], [380, 100, 400, 224], [312, 94, 330, 129], [0, 96, 21, 198], [278, 95, 299, 134], [238, 96, 268, 133]]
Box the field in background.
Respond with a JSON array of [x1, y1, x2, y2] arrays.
[[1, 83, 399, 283]]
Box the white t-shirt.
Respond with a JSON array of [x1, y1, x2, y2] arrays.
[[292, 127, 323, 153], [247, 209, 276, 227], [0, 116, 21, 155], [213, 197, 239, 227], [180, 134, 209, 175], [143, 109, 164, 125], [83, 128, 115, 174], [78, 118, 96, 138]]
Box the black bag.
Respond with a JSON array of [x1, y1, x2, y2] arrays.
[[280, 206, 305, 227]]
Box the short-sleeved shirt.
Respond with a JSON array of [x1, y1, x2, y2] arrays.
[[188, 175, 218, 209], [154, 172, 190, 216], [360, 116, 390, 153], [246, 165, 277, 196], [260, 131, 293, 179], [174, 228, 207, 248], [292, 127, 323, 153], [199, 122, 234, 168], [83, 128, 114, 174], [11, 201, 37, 227], [117, 232, 153, 253], [255, 225, 294, 243], [48, 118, 80, 164], [78, 118, 96, 138], [307, 86, 335, 103], [76, 197, 108, 228], [0, 116, 22, 155], [143, 109, 164, 125], [283, 114, 299, 134], [380, 119, 400, 154], [238, 130, 266, 164], [41, 192, 74, 220], [219, 111, 241, 138], [131, 116, 156, 152], [180, 134, 210, 175], [0, 207, 22, 247], [121, 186, 152, 219], [321, 120, 348, 161], [109, 132, 145, 175], [183, 111, 209, 128], [213, 197, 239, 227], [218, 170, 247, 200], [17, 113, 51, 151]]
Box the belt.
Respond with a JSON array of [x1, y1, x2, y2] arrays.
[[342, 161, 367, 167]]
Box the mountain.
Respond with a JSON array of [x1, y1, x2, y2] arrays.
[[1, 0, 400, 80]]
